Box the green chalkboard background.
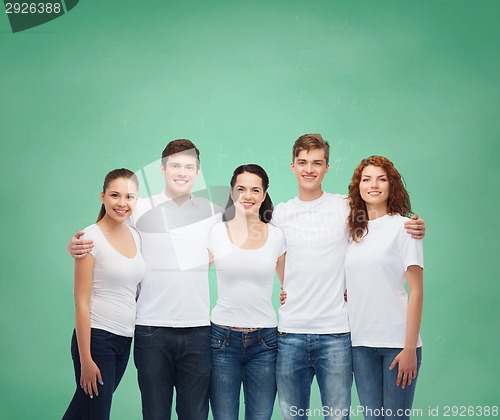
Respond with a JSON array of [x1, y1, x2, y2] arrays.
[[1, 0, 499, 418]]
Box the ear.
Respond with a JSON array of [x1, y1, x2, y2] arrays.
[[100, 192, 104, 203], [160, 164, 165, 176], [325, 164, 330, 174], [290, 161, 295, 172]]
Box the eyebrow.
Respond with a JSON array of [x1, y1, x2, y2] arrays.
[[297, 159, 325, 163], [108, 190, 136, 194], [235, 185, 262, 190]]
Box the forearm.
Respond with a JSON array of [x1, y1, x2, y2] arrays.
[[404, 292, 423, 349], [404, 266, 424, 350], [75, 304, 92, 362]]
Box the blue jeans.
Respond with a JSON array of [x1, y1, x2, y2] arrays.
[[62, 328, 132, 420], [352, 347, 422, 420], [276, 332, 353, 420], [209, 323, 278, 420], [133, 325, 211, 420]]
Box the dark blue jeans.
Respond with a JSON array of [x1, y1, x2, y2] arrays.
[[133, 325, 211, 420], [62, 328, 132, 420], [352, 347, 422, 420], [209, 323, 278, 420]]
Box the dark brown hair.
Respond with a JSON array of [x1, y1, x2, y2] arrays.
[[222, 164, 274, 223], [96, 168, 138, 222], [161, 139, 200, 167]]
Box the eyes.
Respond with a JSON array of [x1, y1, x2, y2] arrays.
[[361, 178, 387, 183], [169, 163, 196, 171], [109, 193, 136, 200], [296, 160, 324, 167], [236, 187, 262, 194]]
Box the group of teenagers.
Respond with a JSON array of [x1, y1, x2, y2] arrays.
[[62, 133, 426, 420]]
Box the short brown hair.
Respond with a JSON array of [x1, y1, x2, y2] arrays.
[[161, 139, 200, 167], [292, 133, 330, 164]]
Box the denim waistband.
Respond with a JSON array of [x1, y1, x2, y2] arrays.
[[211, 322, 277, 341]]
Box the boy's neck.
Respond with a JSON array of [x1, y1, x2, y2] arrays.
[[164, 189, 191, 206], [298, 187, 324, 202]]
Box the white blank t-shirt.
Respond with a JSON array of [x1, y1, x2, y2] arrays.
[[209, 222, 286, 328], [83, 224, 146, 337], [129, 192, 221, 327], [272, 193, 351, 334], [345, 214, 424, 348]]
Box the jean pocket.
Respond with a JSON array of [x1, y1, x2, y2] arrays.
[[329, 332, 351, 338], [277, 331, 288, 339], [261, 333, 278, 350], [134, 325, 160, 337], [211, 336, 226, 351]]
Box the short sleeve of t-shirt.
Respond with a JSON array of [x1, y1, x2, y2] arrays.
[[400, 224, 424, 271], [82, 225, 98, 259]]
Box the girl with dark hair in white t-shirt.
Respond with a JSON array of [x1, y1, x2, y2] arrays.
[[208, 164, 286, 420], [63, 169, 146, 420], [345, 156, 424, 420]]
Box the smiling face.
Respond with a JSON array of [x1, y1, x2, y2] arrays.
[[100, 177, 138, 224], [230, 172, 266, 218], [291, 148, 329, 200], [161, 152, 200, 199], [359, 165, 389, 216]]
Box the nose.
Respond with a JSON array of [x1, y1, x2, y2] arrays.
[[305, 163, 314, 173], [118, 196, 127, 206], [242, 189, 251, 200]]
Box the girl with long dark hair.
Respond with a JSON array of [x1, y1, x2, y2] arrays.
[[208, 164, 286, 419]]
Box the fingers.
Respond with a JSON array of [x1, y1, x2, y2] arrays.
[[404, 222, 425, 239], [80, 378, 95, 398], [279, 292, 287, 305], [70, 241, 94, 259], [72, 241, 94, 249], [410, 231, 425, 239], [400, 369, 416, 389], [401, 370, 411, 389], [79, 374, 103, 398], [74, 230, 86, 240], [97, 371, 104, 388], [91, 379, 99, 397]]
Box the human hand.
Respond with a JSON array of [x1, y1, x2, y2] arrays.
[[280, 290, 287, 305], [389, 348, 417, 389], [68, 231, 94, 259], [80, 358, 103, 398], [404, 214, 426, 239]]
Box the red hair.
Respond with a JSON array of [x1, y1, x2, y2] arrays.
[[347, 156, 412, 242]]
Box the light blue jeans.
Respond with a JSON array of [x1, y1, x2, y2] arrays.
[[209, 323, 278, 420], [276, 332, 353, 420], [352, 347, 422, 420]]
